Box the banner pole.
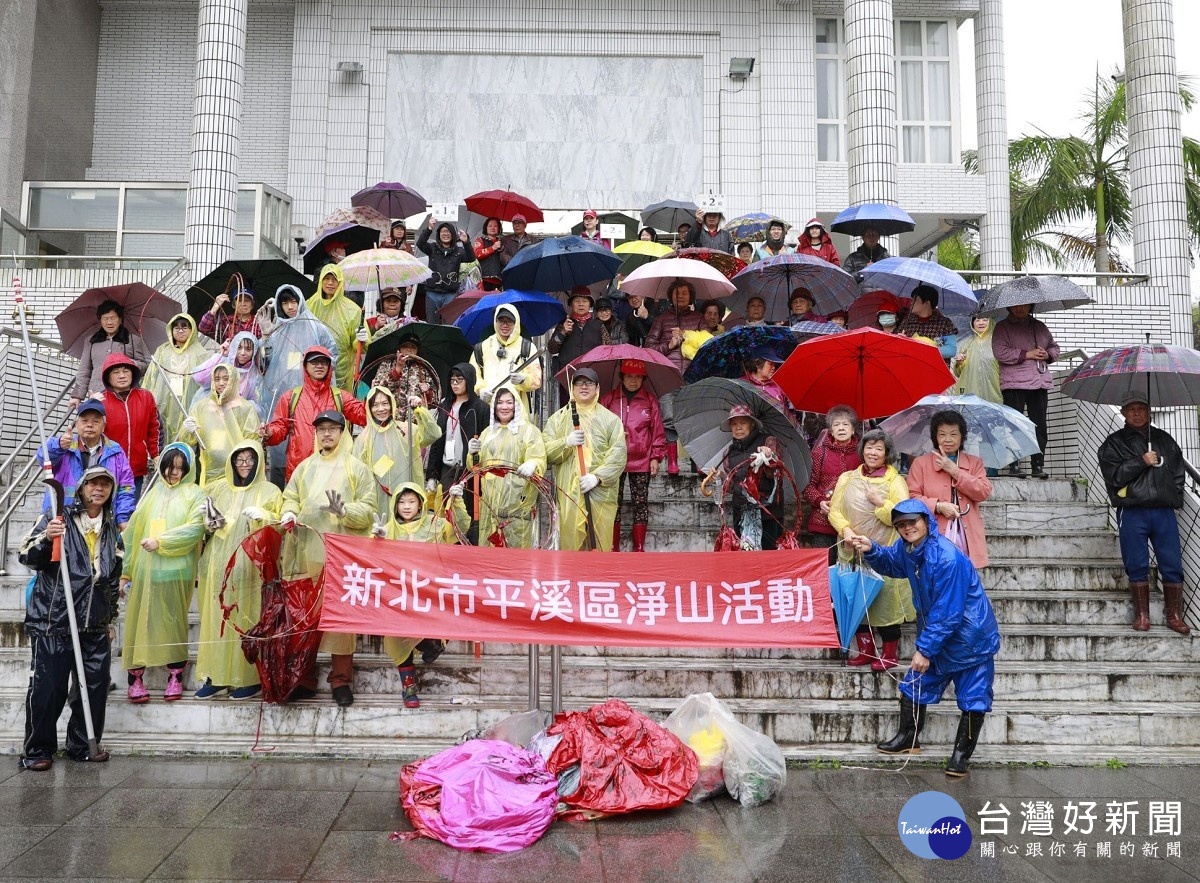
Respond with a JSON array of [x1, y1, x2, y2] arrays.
[[527, 644, 540, 711], [551, 645, 562, 715]]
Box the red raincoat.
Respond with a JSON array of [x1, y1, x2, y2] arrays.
[[99, 352, 160, 479], [601, 386, 668, 472], [795, 218, 841, 266]]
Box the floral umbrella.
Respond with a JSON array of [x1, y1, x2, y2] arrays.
[[683, 325, 800, 383], [338, 247, 432, 292], [676, 247, 747, 280]]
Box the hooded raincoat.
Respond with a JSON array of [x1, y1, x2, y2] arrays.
[[828, 463, 915, 628], [143, 313, 217, 443], [600, 384, 667, 473], [281, 429, 377, 656], [478, 388, 547, 548], [794, 219, 841, 265], [195, 441, 281, 689], [184, 362, 262, 487], [306, 263, 363, 391], [260, 345, 367, 481], [354, 386, 441, 512], [468, 304, 543, 415], [864, 499, 1000, 712], [99, 352, 161, 480], [120, 443, 206, 669], [544, 396, 628, 551], [953, 319, 1002, 403], [194, 331, 265, 414]]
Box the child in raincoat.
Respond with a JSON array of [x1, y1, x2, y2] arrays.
[[370, 481, 470, 707], [194, 331, 265, 414], [543, 368, 628, 551], [142, 313, 218, 444], [477, 387, 546, 549], [354, 386, 441, 513], [193, 441, 281, 699], [307, 263, 362, 391], [827, 428, 915, 671], [181, 362, 262, 488], [120, 443, 206, 704]]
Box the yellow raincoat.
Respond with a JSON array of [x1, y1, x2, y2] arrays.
[[953, 318, 1003, 403], [183, 362, 262, 487], [468, 304, 543, 415], [828, 464, 916, 627], [195, 440, 281, 688], [477, 388, 546, 548], [143, 313, 215, 444], [281, 429, 377, 656], [544, 396, 627, 551], [306, 263, 362, 391], [121, 443, 206, 668], [378, 481, 469, 664], [353, 386, 441, 512]]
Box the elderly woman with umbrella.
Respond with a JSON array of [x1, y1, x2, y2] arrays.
[[827, 428, 915, 670], [64, 289, 159, 408], [718, 404, 786, 551]]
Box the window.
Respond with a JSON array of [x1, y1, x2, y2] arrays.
[[815, 18, 845, 162], [896, 20, 955, 164]]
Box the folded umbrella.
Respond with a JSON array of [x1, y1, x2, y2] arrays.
[[858, 257, 978, 314], [729, 253, 860, 318], [975, 275, 1094, 318], [465, 189, 543, 223], [676, 247, 747, 281], [620, 257, 736, 302], [775, 327, 955, 420], [556, 344, 683, 397], [829, 203, 916, 237], [879, 393, 1041, 470], [454, 290, 567, 344], [683, 325, 800, 383], [641, 199, 698, 233], [829, 561, 885, 652], [56, 282, 179, 358], [501, 236, 621, 293], [723, 213, 789, 242], [350, 181, 427, 220]]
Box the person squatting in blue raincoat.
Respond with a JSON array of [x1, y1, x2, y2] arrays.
[[847, 498, 1000, 777]]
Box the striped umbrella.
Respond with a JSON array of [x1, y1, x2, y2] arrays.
[[1061, 341, 1200, 409], [858, 257, 978, 314], [730, 253, 860, 318]]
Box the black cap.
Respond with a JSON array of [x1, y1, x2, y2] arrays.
[[312, 409, 346, 428], [571, 367, 601, 385]]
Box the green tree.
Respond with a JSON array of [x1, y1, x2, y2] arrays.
[[966, 70, 1200, 272]]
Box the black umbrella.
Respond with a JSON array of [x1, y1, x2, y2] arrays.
[[186, 260, 316, 319], [360, 321, 472, 393], [640, 199, 699, 234], [570, 211, 639, 242], [303, 224, 381, 275]]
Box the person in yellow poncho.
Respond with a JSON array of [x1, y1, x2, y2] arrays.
[[142, 313, 217, 444], [306, 263, 362, 391], [477, 386, 546, 548], [953, 314, 1003, 404], [468, 304, 543, 417], [280, 409, 377, 707], [193, 440, 282, 700], [543, 368, 627, 551], [120, 442, 206, 704], [828, 428, 916, 672], [370, 481, 470, 708], [181, 362, 262, 488], [353, 386, 441, 513]]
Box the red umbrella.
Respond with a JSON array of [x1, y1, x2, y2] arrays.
[[436, 286, 488, 325], [55, 282, 178, 358], [848, 290, 910, 330], [464, 189, 544, 223], [676, 247, 747, 280], [555, 344, 683, 396], [774, 327, 954, 420]]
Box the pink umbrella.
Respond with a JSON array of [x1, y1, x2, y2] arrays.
[[556, 344, 684, 396], [620, 257, 737, 302]]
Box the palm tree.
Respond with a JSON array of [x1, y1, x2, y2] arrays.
[[966, 70, 1200, 272]]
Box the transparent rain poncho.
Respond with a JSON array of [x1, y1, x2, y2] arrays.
[[353, 386, 441, 512], [477, 387, 546, 549], [183, 362, 262, 488], [543, 396, 627, 551], [142, 313, 215, 444]]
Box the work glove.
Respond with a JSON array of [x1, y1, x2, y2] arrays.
[[203, 497, 226, 533], [370, 514, 388, 538], [579, 474, 599, 494], [467, 438, 481, 455], [356, 327, 369, 343], [320, 489, 346, 518], [508, 372, 525, 386], [750, 450, 775, 471], [448, 483, 465, 498], [425, 479, 438, 493], [516, 460, 538, 478], [182, 417, 199, 434], [280, 511, 297, 529], [566, 428, 585, 447], [480, 388, 495, 405], [241, 506, 267, 522]]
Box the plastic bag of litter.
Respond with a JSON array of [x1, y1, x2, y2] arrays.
[[482, 709, 553, 747]]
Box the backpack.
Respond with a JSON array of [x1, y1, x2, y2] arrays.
[[288, 386, 344, 419]]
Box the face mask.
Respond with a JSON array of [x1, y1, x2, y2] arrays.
[[878, 314, 897, 328]]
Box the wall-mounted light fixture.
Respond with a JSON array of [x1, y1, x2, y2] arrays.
[[336, 61, 364, 75], [728, 58, 755, 81]]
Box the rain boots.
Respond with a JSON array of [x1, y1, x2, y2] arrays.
[[1030, 454, 1048, 480], [872, 640, 900, 672], [666, 444, 680, 476], [1129, 580, 1151, 631], [612, 520, 622, 552], [877, 695, 926, 755], [631, 524, 647, 552], [398, 665, 420, 708], [164, 664, 186, 701], [127, 668, 149, 704], [847, 631, 875, 667], [1163, 583, 1192, 635], [945, 711, 986, 777]]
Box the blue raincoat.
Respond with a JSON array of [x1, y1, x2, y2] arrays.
[[864, 498, 1000, 712]]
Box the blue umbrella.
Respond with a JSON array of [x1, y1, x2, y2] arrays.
[[683, 325, 800, 383], [500, 236, 621, 293], [829, 562, 885, 652], [878, 393, 1041, 470], [858, 257, 978, 314], [829, 203, 916, 237], [730, 254, 860, 318], [453, 290, 567, 344]]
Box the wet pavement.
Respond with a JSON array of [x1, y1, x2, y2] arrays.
[[0, 756, 1198, 881]]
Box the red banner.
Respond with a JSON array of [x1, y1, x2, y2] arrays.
[[319, 535, 838, 649]]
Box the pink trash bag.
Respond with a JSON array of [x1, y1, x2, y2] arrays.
[[396, 739, 558, 853]]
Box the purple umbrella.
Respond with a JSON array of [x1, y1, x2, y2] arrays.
[[730, 254, 860, 319], [350, 182, 427, 220]]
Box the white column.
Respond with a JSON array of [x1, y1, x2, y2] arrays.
[[844, 0, 898, 209], [974, 0, 1012, 272], [185, 0, 247, 280]]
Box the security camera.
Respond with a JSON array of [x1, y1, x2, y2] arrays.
[[290, 224, 308, 255]]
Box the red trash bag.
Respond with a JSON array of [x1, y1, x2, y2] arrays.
[[546, 699, 699, 817]]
